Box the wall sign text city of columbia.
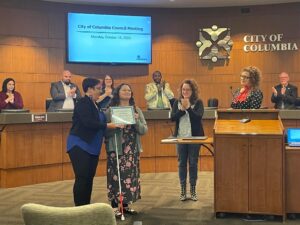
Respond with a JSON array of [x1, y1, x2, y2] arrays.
[[243, 33, 298, 52]]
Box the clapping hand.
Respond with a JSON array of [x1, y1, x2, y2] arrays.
[[5, 93, 14, 104], [181, 98, 190, 110], [69, 87, 77, 97], [271, 86, 278, 96], [156, 81, 165, 92], [134, 113, 139, 120], [105, 87, 113, 97], [281, 86, 286, 95]]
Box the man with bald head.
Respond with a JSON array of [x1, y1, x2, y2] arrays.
[[271, 72, 298, 109], [48, 70, 81, 112]]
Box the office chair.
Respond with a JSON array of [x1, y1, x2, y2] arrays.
[[207, 98, 218, 108], [45, 98, 52, 111], [21, 203, 116, 225], [295, 97, 300, 108]]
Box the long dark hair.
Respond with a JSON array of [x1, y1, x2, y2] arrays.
[[102, 74, 114, 91], [2, 78, 15, 93], [109, 83, 135, 109], [178, 79, 199, 105]]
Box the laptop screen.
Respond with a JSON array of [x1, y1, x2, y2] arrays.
[[287, 128, 300, 145]]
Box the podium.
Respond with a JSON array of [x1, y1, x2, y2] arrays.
[[214, 109, 284, 217]]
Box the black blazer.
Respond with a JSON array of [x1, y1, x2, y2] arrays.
[[171, 99, 204, 137], [271, 83, 298, 109], [69, 95, 107, 143]]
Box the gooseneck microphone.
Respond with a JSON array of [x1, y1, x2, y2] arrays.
[[229, 86, 235, 100]]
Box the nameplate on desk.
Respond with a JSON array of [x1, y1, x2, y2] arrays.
[[32, 114, 47, 122]]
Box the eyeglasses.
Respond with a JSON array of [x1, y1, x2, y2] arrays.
[[240, 75, 250, 80]]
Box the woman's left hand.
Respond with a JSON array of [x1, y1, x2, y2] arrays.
[[134, 113, 139, 120]]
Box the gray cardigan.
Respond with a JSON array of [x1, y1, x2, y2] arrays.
[[104, 106, 148, 155]]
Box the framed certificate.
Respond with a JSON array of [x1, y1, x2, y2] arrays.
[[111, 106, 136, 125]]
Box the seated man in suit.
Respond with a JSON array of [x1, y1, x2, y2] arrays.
[[271, 72, 298, 109], [47, 70, 81, 112], [145, 71, 175, 110]]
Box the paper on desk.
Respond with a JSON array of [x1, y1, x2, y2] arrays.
[[161, 138, 178, 142]]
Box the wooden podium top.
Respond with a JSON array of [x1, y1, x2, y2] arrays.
[[217, 109, 279, 120], [214, 120, 283, 135]]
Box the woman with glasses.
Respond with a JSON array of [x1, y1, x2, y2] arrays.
[[67, 78, 119, 206], [171, 79, 204, 201], [231, 66, 263, 109], [97, 74, 114, 109]]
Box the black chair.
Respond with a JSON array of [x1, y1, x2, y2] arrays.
[[207, 98, 218, 108], [45, 98, 52, 111], [295, 97, 300, 108]]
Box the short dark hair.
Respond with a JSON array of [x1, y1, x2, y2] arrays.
[[82, 78, 100, 93], [2, 78, 15, 93]]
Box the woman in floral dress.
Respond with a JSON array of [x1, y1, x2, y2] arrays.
[[105, 83, 147, 217]]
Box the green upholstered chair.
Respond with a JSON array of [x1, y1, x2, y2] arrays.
[[21, 203, 116, 225]]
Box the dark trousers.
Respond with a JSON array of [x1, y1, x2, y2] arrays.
[[176, 144, 200, 186], [68, 146, 99, 206]]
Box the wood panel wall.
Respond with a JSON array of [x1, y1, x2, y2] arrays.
[[0, 0, 299, 111]]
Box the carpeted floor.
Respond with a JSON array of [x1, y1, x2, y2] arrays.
[[0, 172, 299, 225]]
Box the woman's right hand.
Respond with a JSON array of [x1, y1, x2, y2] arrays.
[[181, 98, 190, 110], [271, 86, 278, 96], [107, 123, 125, 129], [105, 88, 112, 97], [5, 93, 14, 103]]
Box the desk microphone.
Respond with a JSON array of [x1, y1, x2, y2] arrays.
[[239, 106, 251, 123], [229, 86, 234, 96], [240, 117, 251, 123]]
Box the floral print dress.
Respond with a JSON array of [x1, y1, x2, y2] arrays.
[[107, 125, 141, 205]]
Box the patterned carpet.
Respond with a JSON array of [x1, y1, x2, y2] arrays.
[[0, 172, 299, 225]]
